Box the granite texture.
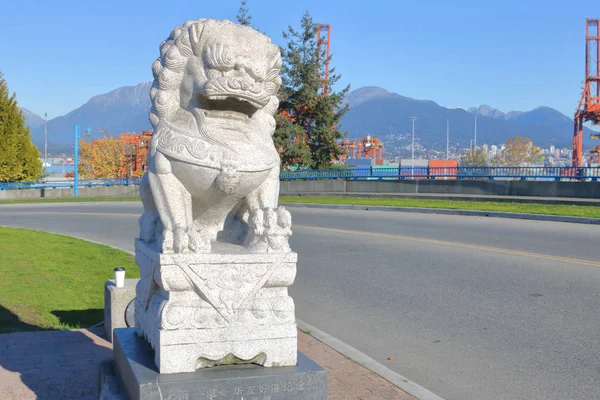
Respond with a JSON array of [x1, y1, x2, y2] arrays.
[[134, 239, 298, 373], [139, 18, 288, 255], [113, 328, 326, 400], [104, 279, 138, 342], [132, 18, 299, 375]]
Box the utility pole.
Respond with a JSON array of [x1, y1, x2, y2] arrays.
[[474, 114, 477, 150], [73, 124, 92, 197], [44, 113, 48, 170], [410, 116, 417, 177], [446, 119, 450, 159]]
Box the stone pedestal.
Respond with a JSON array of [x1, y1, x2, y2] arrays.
[[102, 18, 327, 399], [112, 328, 326, 400], [104, 279, 138, 342], [134, 239, 298, 374]]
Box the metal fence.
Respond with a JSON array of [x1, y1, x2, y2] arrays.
[[280, 166, 600, 181], [0, 178, 142, 191], [1, 167, 599, 190]]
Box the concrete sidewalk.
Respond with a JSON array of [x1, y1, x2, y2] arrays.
[[0, 327, 415, 400]]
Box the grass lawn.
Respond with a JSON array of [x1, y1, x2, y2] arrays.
[[0, 227, 138, 333], [279, 196, 600, 219]]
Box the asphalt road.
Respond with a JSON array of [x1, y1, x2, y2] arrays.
[[1, 201, 600, 400]]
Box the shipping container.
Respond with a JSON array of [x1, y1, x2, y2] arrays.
[[400, 159, 429, 167], [346, 158, 373, 167], [399, 159, 428, 179], [429, 159, 459, 180]]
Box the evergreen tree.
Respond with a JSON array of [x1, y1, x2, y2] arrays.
[[275, 11, 350, 169], [0, 72, 42, 182], [236, 1, 252, 26]]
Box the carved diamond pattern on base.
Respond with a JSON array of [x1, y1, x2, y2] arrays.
[[166, 257, 283, 325]]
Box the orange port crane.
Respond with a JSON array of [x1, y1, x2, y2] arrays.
[[339, 136, 384, 163], [358, 135, 384, 162], [339, 139, 357, 162], [573, 19, 600, 167]]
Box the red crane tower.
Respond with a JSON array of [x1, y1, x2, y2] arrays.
[[339, 136, 384, 164], [358, 135, 384, 163], [573, 19, 600, 167]]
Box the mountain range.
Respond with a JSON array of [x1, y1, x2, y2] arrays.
[[22, 84, 596, 154], [342, 87, 596, 152], [26, 82, 152, 153], [21, 108, 45, 129]]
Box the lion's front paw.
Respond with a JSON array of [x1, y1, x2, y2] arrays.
[[160, 229, 174, 253], [249, 209, 265, 236], [172, 227, 189, 253]]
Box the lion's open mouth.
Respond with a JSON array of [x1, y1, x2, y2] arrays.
[[202, 97, 259, 121]]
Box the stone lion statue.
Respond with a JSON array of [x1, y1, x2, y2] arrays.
[[138, 19, 291, 253]]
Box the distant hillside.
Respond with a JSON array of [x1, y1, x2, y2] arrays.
[[467, 104, 508, 119], [28, 82, 152, 151], [21, 83, 595, 154], [466, 104, 594, 148], [341, 87, 595, 150], [21, 108, 45, 129]]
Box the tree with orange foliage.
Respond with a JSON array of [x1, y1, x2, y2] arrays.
[[492, 136, 544, 166], [78, 132, 151, 178], [78, 136, 127, 178]]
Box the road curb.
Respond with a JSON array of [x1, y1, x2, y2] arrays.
[[297, 320, 445, 400], [281, 202, 600, 225]]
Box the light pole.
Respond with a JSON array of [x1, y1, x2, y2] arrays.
[[74, 124, 91, 197], [44, 113, 48, 171], [474, 114, 477, 150], [410, 116, 417, 177], [446, 119, 450, 160]]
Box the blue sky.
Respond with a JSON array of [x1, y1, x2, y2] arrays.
[[1, 0, 594, 119]]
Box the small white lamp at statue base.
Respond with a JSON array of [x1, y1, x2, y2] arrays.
[[114, 267, 125, 288]]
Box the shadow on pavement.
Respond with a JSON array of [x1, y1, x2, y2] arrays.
[[0, 306, 111, 400], [0, 305, 46, 334]]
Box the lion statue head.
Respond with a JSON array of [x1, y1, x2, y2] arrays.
[[148, 19, 282, 168]]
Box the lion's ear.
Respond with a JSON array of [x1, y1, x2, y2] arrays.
[[190, 20, 206, 57]]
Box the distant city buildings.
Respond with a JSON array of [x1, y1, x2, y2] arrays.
[[380, 138, 577, 166]]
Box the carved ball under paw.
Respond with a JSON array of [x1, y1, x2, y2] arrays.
[[246, 240, 269, 253], [188, 229, 211, 252]]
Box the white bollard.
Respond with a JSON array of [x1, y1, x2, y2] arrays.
[[114, 267, 126, 288]]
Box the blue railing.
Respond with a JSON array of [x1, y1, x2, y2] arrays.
[[1, 167, 599, 190], [280, 166, 600, 182], [0, 177, 142, 191]]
